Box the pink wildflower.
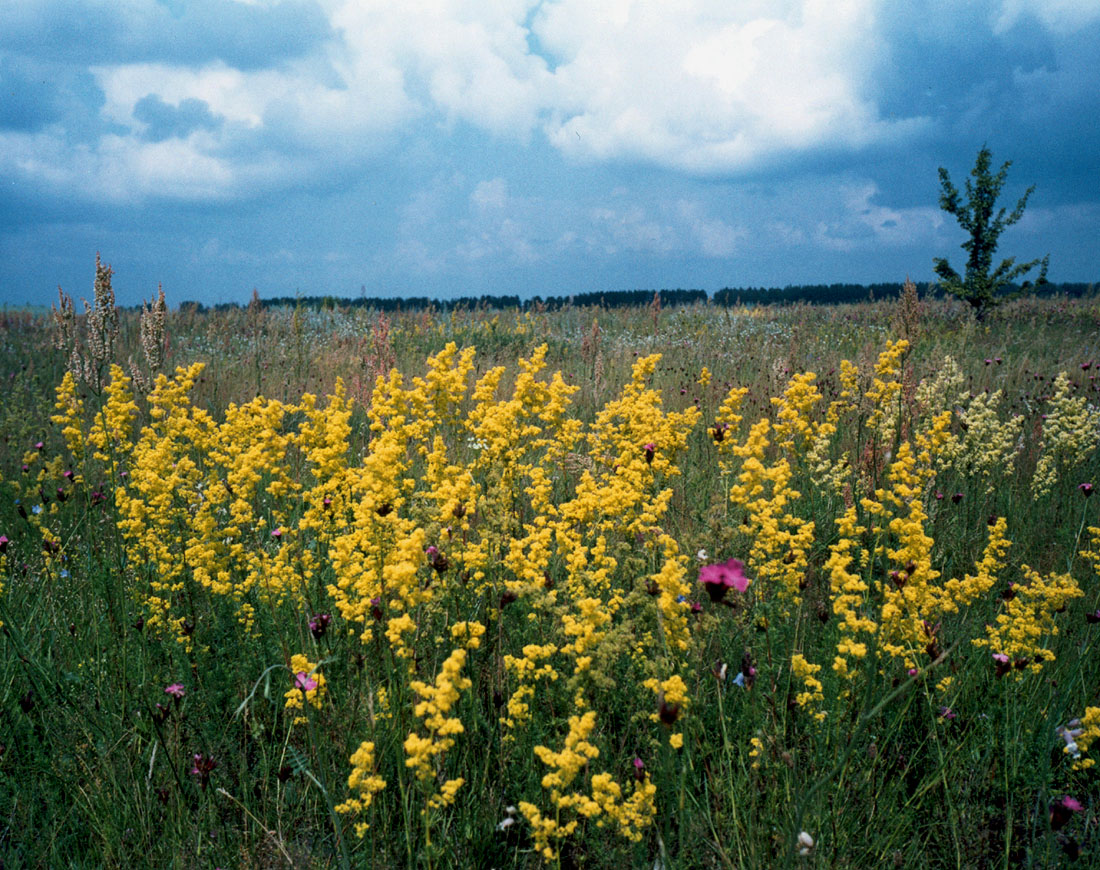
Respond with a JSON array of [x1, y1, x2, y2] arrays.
[[295, 672, 318, 693], [164, 683, 186, 699], [699, 557, 751, 602]]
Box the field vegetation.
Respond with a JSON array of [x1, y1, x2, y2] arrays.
[[1, 275, 1099, 868]]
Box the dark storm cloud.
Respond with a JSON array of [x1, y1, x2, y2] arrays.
[[0, 55, 107, 140]]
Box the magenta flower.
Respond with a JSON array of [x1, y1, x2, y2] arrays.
[[270, 528, 282, 539], [632, 757, 646, 781], [1051, 795, 1084, 830], [699, 557, 751, 602], [1079, 482, 1094, 498], [164, 683, 186, 699], [309, 613, 332, 638], [0, 535, 8, 553], [190, 752, 217, 789], [643, 442, 656, 464], [938, 706, 956, 720], [294, 671, 318, 692]]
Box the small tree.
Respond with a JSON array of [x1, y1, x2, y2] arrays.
[[933, 146, 1048, 320]]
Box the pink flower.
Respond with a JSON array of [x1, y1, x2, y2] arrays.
[[164, 683, 186, 699], [295, 672, 318, 692], [270, 528, 282, 539], [1051, 795, 1084, 830], [699, 557, 751, 602]]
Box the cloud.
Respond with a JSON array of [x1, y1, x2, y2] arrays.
[[535, 0, 927, 173], [994, 0, 1100, 35], [3, 0, 1097, 223], [470, 178, 509, 211], [677, 201, 745, 258]]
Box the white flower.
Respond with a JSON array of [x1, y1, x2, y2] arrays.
[[696, 549, 708, 562], [1058, 723, 1085, 759], [798, 831, 814, 856]]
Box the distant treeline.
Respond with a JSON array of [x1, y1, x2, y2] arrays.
[[176, 281, 1095, 314]]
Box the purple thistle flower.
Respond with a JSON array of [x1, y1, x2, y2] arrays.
[[1079, 482, 1093, 498]]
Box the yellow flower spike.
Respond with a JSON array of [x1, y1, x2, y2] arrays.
[[51, 371, 86, 456], [791, 653, 826, 719], [335, 741, 386, 836]]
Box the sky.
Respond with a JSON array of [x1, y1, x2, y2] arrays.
[[2, 0, 1100, 308]]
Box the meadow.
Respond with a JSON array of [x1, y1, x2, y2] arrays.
[[1, 278, 1099, 868]]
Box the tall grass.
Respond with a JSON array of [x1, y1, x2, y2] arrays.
[[1, 291, 1098, 868]]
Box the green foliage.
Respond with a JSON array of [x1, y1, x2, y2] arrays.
[[2, 297, 1100, 868], [934, 146, 1050, 320]]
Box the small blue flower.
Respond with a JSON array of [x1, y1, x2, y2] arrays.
[[59, 569, 70, 579], [676, 594, 687, 604], [32, 504, 43, 515], [732, 672, 746, 688]]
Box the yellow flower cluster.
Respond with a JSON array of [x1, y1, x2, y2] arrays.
[[502, 643, 560, 731], [972, 566, 1082, 673], [283, 653, 326, 717], [725, 418, 814, 603], [51, 371, 86, 456], [335, 741, 387, 837], [790, 654, 826, 721], [520, 709, 656, 860], [404, 648, 471, 803], [863, 339, 909, 437], [44, 333, 1097, 862], [87, 364, 138, 465]]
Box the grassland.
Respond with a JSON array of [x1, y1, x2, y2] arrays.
[[1, 290, 1099, 868]]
